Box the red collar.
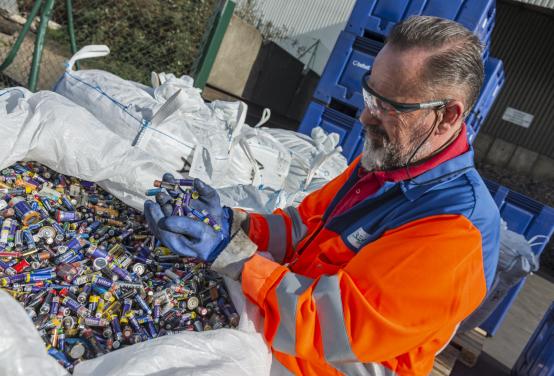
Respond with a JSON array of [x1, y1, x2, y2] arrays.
[[359, 123, 470, 182]]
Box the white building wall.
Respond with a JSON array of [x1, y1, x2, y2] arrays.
[[235, 0, 356, 74]]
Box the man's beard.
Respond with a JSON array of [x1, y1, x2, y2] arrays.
[[360, 122, 433, 171]]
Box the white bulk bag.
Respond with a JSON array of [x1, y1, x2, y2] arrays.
[[54, 45, 246, 182]]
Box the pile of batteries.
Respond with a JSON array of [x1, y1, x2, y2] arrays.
[[0, 162, 239, 371]]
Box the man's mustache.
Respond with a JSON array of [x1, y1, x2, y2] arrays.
[[363, 125, 388, 140]]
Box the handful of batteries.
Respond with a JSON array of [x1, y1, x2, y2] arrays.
[[0, 162, 239, 371]]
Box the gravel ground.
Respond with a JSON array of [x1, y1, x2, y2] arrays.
[[476, 162, 554, 278]]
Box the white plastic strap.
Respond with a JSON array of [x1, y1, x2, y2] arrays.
[[151, 72, 161, 89], [303, 148, 341, 190], [254, 108, 271, 128], [234, 128, 288, 186], [528, 235, 548, 248], [65, 45, 110, 71], [132, 89, 187, 146], [238, 138, 261, 183], [228, 101, 248, 153], [149, 89, 187, 126]]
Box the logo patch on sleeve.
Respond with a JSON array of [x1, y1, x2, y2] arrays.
[[346, 227, 371, 249]]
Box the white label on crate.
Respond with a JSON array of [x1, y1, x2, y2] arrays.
[[502, 107, 534, 128], [353, 60, 371, 70]]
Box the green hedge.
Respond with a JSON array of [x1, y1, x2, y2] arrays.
[[20, 0, 220, 84]]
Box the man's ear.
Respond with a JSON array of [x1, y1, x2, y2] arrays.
[[436, 100, 464, 135]]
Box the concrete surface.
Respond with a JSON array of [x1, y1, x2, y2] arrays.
[[475, 133, 554, 182], [507, 146, 540, 174], [0, 31, 67, 90], [473, 133, 494, 162], [207, 15, 262, 97], [452, 273, 554, 375], [485, 138, 517, 167], [0, 0, 18, 15], [482, 273, 554, 368], [532, 154, 554, 180], [451, 352, 510, 376]]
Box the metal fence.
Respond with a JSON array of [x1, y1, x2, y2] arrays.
[[0, 0, 224, 90]]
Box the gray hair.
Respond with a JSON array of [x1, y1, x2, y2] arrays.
[[387, 16, 484, 114]]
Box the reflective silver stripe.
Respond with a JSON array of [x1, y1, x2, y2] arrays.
[[313, 275, 358, 362], [273, 273, 313, 355], [334, 362, 397, 376], [263, 214, 287, 263], [283, 206, 308, 247]]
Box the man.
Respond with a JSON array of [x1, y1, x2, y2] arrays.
[[145, 15, 500, 376]]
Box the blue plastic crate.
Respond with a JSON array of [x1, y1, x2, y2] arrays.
[[299, 101, 364, 162], [467, 122, 477, 144], [482, 43, 492, 73], [466, 57, 505, 136], [345, 0, 496, 44], [482, 17, 496, 55], [480, 180, 554, 336], [313, 31, 383, 117], [512, 301, 554, 376]]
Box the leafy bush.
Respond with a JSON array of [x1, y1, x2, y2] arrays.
[[19, 0, 221, 84]]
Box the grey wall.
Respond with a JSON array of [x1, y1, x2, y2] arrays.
[[480, 1, 554, 159], [242, 41, 305, 115], [207, 15, 263, 97]]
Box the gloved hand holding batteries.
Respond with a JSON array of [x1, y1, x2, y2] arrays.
[[143, 173, 232, 261]]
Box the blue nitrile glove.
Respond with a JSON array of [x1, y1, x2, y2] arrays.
[[157, 209, 231, 261], [143, 176, 232, 261]]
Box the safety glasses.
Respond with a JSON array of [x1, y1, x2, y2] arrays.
[[361, 70, 450, 117]]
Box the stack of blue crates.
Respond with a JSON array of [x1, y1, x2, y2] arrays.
[[512, 301, 554, 376], [480, 180, 554, 336], [299, 0, 505, 161], [298, 0, 554, 338]]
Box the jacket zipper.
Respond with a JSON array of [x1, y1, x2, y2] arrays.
[[285, 221, 324, 268]]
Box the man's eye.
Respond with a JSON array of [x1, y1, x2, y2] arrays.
[[378, 100, 396, 112]]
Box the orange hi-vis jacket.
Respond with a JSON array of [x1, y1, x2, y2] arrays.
[[239, 149, 500, 376]]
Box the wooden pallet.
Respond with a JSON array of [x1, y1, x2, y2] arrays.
[[431, 345, 461, 376], [450, 328, 488, 367], [431, 328, 488, 375]]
